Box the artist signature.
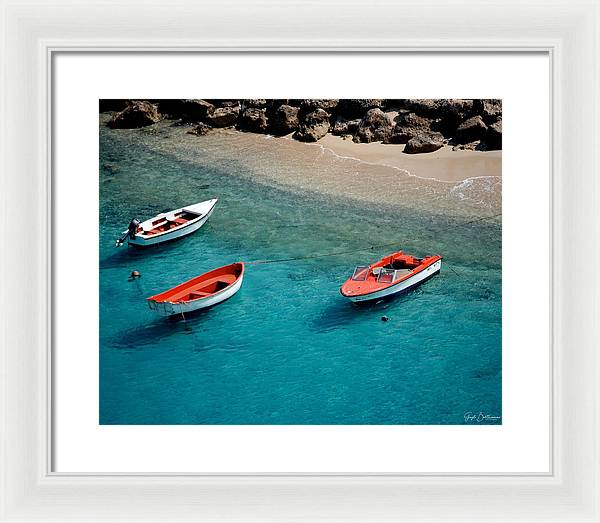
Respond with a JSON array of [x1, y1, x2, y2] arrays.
[[464, 412, 502, 423]]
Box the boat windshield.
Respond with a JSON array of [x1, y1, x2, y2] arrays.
[[351, 266, 370, 281], [377, 268, 396, 283]]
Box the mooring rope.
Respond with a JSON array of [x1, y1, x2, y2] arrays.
[[245, 242, 402, 266]]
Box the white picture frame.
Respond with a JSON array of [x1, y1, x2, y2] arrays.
[[1, 0, 598, 521]]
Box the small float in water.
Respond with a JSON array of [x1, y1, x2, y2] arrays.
[[115, 198, 218, 247], [340, 251, 442, 303], [147, 262, 244, 317]]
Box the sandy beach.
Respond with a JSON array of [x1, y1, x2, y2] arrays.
[[316, 134, 502, 183]]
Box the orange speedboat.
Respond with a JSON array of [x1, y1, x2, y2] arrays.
[[340, 251, 442, 303]]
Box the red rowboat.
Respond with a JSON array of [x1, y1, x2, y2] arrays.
[[340, 251, 442, 303], [147, 262, 244, 316]]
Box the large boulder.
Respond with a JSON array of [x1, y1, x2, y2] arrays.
[[331, 117, 361, 136], [336, 99, 383, 119], [455, 115, 488, 144], [294, 108, 330, 142], [206, 104, 240, 127], [485, 118, 502, 150], [298, 99, 338, 117], [403, 132, 445, 154], [473, 99, 502, 124], [241, 99, 268, 109], [384, 112, 431, 144], [239, 107, 269, 132], [107, 101, 161, 129], [154, 99, 214, 121], [432, 99, 475, 136], [269, 104, 300, 135], [354, 108, 393, 143]]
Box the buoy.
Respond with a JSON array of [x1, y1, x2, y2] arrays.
[[381, 315, 389, 322]]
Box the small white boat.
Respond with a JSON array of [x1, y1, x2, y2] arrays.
[[115, 198, 218, 247], [147, 262, 244, 316]]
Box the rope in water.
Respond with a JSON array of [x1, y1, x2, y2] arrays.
[[245, 212, 501, 267], [245, 242, 402, 266]]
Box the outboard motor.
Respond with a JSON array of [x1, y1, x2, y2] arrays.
[[115, 218, 141, 247]]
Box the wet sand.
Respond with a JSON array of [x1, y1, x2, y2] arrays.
[[316, 134, 502, 183]]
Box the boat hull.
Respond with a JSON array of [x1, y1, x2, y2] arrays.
[[126, 199, 217, 247], [344, 259, 441, 303], [148, 271, 244, 317]]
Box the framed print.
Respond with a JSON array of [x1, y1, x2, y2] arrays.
[[1, 0, 599, 522]]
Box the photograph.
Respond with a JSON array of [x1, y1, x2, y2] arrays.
[[99, 98, 502, 425]]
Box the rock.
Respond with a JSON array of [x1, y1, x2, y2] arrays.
[[154, 99, 214, 121], [298, 99, 338, 117], [485, 118, 502, 150], [331, 117, 360, 136], [206, 104, 240, 127], [99, 99, 128, 113], [239, 107, 269, 133], [473, 99, 502, 124], [403, 132, 444, 154], [107, 101, 161, 129], [354, 108, 393, 143], [383, 112, 431, 144], [269, 104, 299, 135], [452, 142, 479, 151], [294, 108, 330, 142], [433, 99, 475, 136], [455, 115, 488, 144], [187, 122, 213, 136], [404, 99, 444, 118], [241, 99, 268, 109], [336, 99, 383, 119]]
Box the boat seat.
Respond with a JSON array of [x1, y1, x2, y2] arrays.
[[188, 291, 210, 299], [166, 275, 237, 302]]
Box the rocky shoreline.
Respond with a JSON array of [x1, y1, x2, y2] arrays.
[[100, 99, 502, 155]]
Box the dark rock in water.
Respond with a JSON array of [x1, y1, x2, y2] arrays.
[[99, 99, 129, 113], [403, 131, 445, 154], [107, 101, 161, 129], [473, 99, 502, 124], [331, 117, 361, 136], [269, 104, 300, 135], [294, 108, 330, 142], [485, 118, 502, 150], [384, 112, 431, 144], [336, 99, 383, 119], [455, 115, 488, 144], [239, 107, 269, 133], [154, 99, 214, 121], [102, 163, 120, 174], [298, 99, 339, 117], [187, 122, 213, 136], [354, 108, 394, 143], [206, 104, 240, 127]]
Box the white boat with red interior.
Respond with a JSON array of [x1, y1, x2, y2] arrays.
[[115, 198, 218, 247], [340, 251, 442, 303], [147, 262, 244, 317]]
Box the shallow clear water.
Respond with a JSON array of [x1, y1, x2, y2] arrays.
[[99, 118, 501, 424]]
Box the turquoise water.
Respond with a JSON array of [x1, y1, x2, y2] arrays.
[[99, 118, 501, 424]]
